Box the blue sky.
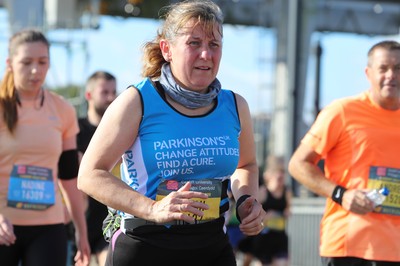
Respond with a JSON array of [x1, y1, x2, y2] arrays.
[[0, 9, 399, 120]]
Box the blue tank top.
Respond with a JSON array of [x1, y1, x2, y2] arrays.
[[120, 78, 241, 218]]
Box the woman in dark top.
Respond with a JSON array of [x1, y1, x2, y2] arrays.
[[239, 155, 291, 266]]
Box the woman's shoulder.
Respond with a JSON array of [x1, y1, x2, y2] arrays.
[[224, 90, 250, 113], [44, 90, 75, 113], [45, 90, 74, 108], [133, 77, 154, 90]]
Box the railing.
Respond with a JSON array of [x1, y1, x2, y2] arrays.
[[287, 197, 325, 266]]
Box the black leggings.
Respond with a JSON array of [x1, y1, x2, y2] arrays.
[[0, 224, 67, 266], [322, 257, 400, 266], [106, 229, 237, 266]]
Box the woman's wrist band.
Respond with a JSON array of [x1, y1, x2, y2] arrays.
[[331, 185, 347, 206], [235, 194, 251, 223]]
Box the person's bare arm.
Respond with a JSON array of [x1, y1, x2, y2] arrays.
[[230, 93, 266, 235], [59, 136, 90, 266], [288, 143, 373, 214], [288, 143, 335, 198]]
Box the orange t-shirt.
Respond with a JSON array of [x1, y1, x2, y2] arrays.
[[0, 90, 78, 226], [302, 91, 400, 261]]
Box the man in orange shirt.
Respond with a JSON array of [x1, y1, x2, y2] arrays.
[[289, 40, 400, 265]]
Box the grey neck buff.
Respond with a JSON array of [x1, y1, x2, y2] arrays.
[[159, 63, 221, 109]]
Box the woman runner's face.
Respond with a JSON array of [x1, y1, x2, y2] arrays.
[[163, 20, 222, 93], [8, 41, 49, 95]]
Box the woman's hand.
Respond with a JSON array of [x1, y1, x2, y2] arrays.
[[74, 232, 91, 266], [0, 214, 16, 246], [150, 182, 209, 224], [237, 196, 266, 236]]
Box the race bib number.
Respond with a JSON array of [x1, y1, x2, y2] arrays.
[[7, 165, 55, 211], [368, 166, 400, 215], [156, 179, 222, 222]]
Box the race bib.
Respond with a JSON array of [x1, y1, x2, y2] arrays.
[[368, 166, 400, 215], [7, 165, 55, 211], [156, 179, 222, 222], [263, 215, 286, 231]]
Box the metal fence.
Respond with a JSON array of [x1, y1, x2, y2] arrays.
[[287, 197, 325, 266]]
